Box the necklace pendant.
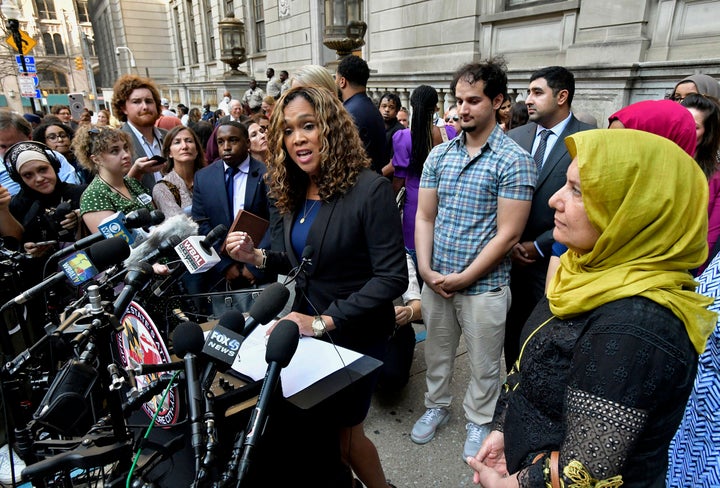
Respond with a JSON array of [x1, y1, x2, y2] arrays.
[[300, 217, 306, 224]]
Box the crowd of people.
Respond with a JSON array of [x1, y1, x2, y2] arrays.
[[0, 58, 719, 487]]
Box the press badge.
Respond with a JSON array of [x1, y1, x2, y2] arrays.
[[137, 193, 152, 206]]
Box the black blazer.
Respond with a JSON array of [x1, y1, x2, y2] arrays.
[[507, 116, 595, 256], [267, 169, 408, 352], [121, 123, 167, 191]]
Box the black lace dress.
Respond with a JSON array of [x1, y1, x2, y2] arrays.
[[493, 296, 697, 487]]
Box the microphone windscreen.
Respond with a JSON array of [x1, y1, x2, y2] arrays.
[[85, 236, 130, 269], [249, 282, 290, 325], [150, 210, 165, 225], [301, 245, 314, 260], [265, 320, 299, 367], [217, 310, 246, 333], [172, 322, 205, 357], [125, 214, 198, 267], [124, 208, 152, 228]]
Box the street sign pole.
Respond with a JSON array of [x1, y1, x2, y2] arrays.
[[7, 20, 37, 113]]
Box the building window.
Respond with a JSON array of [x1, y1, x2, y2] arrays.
[[173, 6, 185, 66], [202, 0, 216, 61], [225, 0, 234, 16], [186, 0, 199, 64], [42, 32, 64, 55], [252, 0, 265, 52], [35, 0, 57, 20], [75, 0, 89, 23], [506, 0, 560, 7], [38, 69, 68, 94]]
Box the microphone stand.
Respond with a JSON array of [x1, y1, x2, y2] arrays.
[[194, 391, 218, 487]]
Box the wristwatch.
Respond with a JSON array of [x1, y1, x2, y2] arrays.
[[311, 315, 325, 338]]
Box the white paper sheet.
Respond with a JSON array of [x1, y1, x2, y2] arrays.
[[231, 322, 363, 397]]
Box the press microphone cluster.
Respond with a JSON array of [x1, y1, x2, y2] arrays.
[[0, 237, 131, 313], [51, 209, 160, 263]]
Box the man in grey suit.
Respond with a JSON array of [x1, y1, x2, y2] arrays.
[[111, 74, 167, 191], [504, 66, 595, 370]]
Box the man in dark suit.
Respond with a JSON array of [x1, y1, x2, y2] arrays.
[[504, 66, 595, 370], [111, 74, 167, 191], [335, 56, 388, 174], [191, 121, 273, 294]]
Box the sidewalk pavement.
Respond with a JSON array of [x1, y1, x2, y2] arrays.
[[364, 328, 479, 487]]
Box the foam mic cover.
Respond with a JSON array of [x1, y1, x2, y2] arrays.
[[149, 210, 166, 225], [124, 208, 152, 228], [125, 214, 198, 267], [265, 320, 300, 368], [200, 224, 228, 252], [252, 282, 290, 321], [85, 236, 131, 268], [172, 321, 205, 357], [218, 310, 246, 333]]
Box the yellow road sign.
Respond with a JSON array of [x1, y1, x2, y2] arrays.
[[6, 30, 36, 55]]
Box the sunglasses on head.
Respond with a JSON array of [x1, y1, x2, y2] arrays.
[[446, 115, 459, 122]]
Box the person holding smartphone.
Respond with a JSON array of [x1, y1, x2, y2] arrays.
[[72, 126, 156, 232], [3, 141, 85, 258]]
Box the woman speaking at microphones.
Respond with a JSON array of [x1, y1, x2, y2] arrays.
[[225, 85, 407, 488]]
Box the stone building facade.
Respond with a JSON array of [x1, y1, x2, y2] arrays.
[[88, 0, 720, 125]]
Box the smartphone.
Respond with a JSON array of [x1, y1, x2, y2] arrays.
[[68, 93, 85, 121], [149, 155, 167, 165]]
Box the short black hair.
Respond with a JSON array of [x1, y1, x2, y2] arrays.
[[530, 66, 575, 106], [450, 57, 508, 101], [337, 56, 370, 87], [379, 92, 401, 110], [280, 70, 289, 77], [217, 120, 249, 140]]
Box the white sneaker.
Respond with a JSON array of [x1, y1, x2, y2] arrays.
[[0, 443, 26, 484], [410, 407, 450, 444], [463, 422, 491, 460]]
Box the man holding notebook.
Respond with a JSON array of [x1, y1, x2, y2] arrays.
[[191, 121, 276, 292]]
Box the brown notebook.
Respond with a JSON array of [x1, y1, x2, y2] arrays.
[[220, 210, 269, 255]]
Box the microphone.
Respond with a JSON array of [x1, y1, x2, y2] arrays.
[[124, 214, 198, 268], [200, 310, 245, 392], [237, 320, 299, 482], [172, 322, 206, 468], [112, 262, 155, 319], [241, 282, 290, 337], [50, 209, 154, 260], [98, 210, 150, 246], [0, 237, 130, 312], [174, 224, 227, 274], [127, 359, 185, 376], [283, 245, 314, 285], [149, 209, 166, 225]]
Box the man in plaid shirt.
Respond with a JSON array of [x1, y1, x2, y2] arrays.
[[412, 58, 537, 461]]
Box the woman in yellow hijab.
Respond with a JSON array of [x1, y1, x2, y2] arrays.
[[467, 129, 716, 487]]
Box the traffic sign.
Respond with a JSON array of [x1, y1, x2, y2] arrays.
[[6, 30, 36, 55]]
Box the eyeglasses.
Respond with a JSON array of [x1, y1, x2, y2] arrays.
[[46, 133, 68, 141], [445, 115, 460, 123]]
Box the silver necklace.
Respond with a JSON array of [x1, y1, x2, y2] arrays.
[[300, 199, 319, 224]]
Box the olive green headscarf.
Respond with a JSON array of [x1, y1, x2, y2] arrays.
[[547, 129, 715, 353]]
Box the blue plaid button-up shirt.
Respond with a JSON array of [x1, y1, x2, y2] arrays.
[[420, 125, 536, 295]]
